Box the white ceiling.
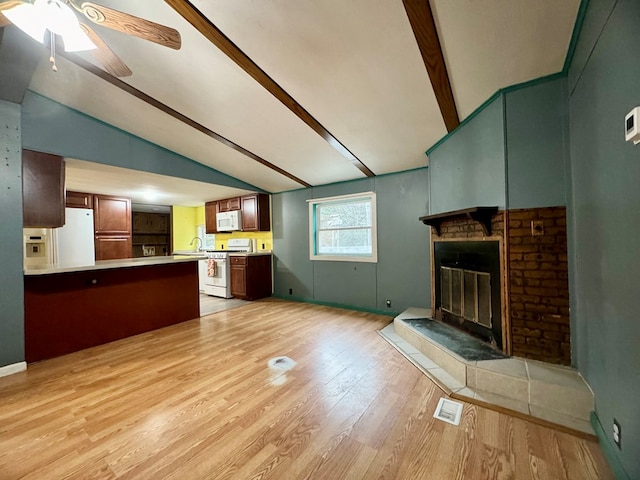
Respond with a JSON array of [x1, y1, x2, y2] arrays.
[[15, 0, 580, 206]]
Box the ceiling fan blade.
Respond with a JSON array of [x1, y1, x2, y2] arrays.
[[70, 1, 181, 50], [80, 23, 132, 77], [0, 0, 26, 26]]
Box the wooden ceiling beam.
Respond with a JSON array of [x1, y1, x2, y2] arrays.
[[165, 0, 375, 178], [403, 0, 460, 132], [61, 52, 312, 188]]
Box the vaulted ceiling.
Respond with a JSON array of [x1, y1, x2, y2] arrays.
[[2, 0, 581, 204]]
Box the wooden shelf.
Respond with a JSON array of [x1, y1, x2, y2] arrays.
[[419, 206, 498, 236]]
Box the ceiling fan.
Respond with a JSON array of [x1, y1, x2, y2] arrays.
[[0, 0, 181, 77]]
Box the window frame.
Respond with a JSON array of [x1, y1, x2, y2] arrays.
[[307, 191, 378, 263]]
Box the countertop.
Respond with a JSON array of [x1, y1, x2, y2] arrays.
[[228, 251, 273, 257], [24, 255, 206, 276]]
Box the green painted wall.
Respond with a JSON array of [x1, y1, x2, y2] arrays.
[[567, 0, 640, 477], [0, 100, 25, 367], [20, 91, 260, 192], [272, 169, 430, 313], [504, 77, 568, 208], [428, 96, 506, 214]]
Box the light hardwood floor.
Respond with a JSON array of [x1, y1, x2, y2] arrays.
[[0, 300, 613, 479]]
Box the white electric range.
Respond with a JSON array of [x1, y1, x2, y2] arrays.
[[202, 238, 252, 298]]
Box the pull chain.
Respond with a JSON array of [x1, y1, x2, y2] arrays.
[[49, 31, 58, 72]]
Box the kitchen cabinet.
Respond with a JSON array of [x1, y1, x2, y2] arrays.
[[205, 201, 218, 234], [66, 191, 93, 209], [230, 254, 272, 300], [94, 195, 131, 235], [95, 236, 132, 260], [205, 194, 271, 233], [94, 194, 132, 260], [22, 149, 65, 228], [241, 193, 270, 232], [218, 197, 240, 212]]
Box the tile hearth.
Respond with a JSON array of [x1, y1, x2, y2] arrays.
[[380, 308, 595, 438]]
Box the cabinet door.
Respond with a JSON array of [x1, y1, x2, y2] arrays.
[[218, 197, 241, 212], [66, 191, 93, 209], [95, 236, 132, 260], [230, 264, 247, 298], [241, 194, 270, 232], [22, 150, 65, 228], [241, 195, 259, 231], [205, 201, 218, 234], [94, 195, 131, 235]]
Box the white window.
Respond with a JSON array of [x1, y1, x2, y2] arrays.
[[308, 192, 377, 262]]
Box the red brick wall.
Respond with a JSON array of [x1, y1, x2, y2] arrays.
[[508, 207, 570, 365], [431, 207, 571, 365]]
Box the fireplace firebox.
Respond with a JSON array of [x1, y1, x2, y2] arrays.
[[433, 241, 502, 350]]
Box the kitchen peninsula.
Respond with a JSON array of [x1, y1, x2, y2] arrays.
[[24, 255, 205, 363]]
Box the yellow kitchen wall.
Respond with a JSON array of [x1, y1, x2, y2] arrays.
[[215, 231, 273, 251], [171, 206, 200, 251], [195, 206, 205, 226]]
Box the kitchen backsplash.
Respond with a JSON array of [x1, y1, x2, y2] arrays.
[[215, 231, 273, 251]]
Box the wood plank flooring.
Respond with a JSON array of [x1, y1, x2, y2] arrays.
[[0, 299, 613, 479]]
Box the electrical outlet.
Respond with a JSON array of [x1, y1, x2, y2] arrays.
[[289, 288, 293, 295], [613, 418, 622, 449], [386, 299, 391, 308]]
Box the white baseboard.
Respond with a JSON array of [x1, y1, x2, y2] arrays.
[[0, 361, 27, 378]]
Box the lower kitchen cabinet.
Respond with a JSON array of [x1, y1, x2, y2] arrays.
[[229, 254, 272, 300], [95, 236, 132, 260]]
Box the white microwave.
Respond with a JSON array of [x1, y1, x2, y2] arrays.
[[216, 210, 242, 231]]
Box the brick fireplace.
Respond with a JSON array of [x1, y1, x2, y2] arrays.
[[421, 206, 571, 365]]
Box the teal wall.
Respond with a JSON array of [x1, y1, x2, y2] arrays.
[[21, 91, 260, 192], [567, 0, 640, 477], [504, 77, 568, 208], [428, 96, 506, 213], [0, 100, 25, 367], [427, 77, 568, 214], [272, 169, 430, 314]]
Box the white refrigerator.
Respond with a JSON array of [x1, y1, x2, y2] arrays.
[[53, 208, 96, 265]]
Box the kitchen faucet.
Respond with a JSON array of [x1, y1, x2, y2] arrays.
[[189, 237, 202, 251]]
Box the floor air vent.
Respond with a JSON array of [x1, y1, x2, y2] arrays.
[[433, 398, 463, 425]]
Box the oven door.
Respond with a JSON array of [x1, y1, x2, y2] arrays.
[[205, 257, 227, 287]]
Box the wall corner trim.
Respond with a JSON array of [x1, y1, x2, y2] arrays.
[[562, 0, 591, 74], [0, 361, 27, 378], [590, 411, 631, 480]]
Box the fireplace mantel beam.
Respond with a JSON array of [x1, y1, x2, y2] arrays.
[[419, 207, 498, 236]]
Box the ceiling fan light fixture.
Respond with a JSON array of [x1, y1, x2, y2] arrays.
[[3, 3, 47, 43], [60, 24, 96, 51], [5, 0, 96, 52]]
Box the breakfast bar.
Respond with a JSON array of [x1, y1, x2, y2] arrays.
[[24, 255, 205, 363]]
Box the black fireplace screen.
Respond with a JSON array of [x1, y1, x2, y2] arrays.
[[440, 267, 491, 328], [434, 241, 502, 348]]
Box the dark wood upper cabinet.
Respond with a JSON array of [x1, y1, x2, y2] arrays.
[[217, 197, 240, 212], [205, 201, 218, 234], [22, 149, 65, 228], [94, 195, 132, 236], [66, 191, 93, 209], [241, 193, 270, 232]]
